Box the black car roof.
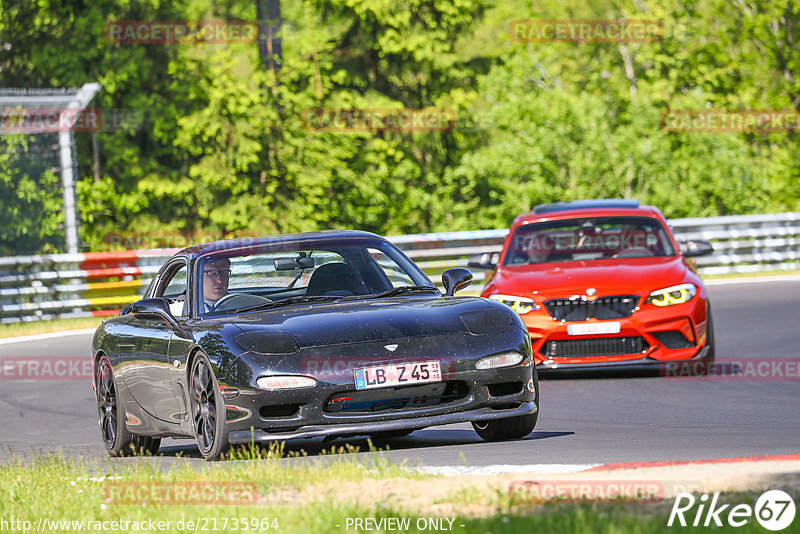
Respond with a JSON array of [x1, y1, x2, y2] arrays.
[[181, 229, 383, 257]]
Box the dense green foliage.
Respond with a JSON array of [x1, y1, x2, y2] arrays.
[[1, 0, 799, 254]]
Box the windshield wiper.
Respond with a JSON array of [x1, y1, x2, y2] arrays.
[[233, 286, 437, 313], [235, 295, 343, 313], [368, 285, 440, 299]]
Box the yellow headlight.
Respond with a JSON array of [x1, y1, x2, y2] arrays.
[[646, 284, 696, 307], [488, 294, 539, 315]]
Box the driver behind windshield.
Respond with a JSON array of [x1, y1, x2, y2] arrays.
[[202, 257, 231, 312]]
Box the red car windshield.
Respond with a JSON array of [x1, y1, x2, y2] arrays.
[[504, 216, 676, 265]]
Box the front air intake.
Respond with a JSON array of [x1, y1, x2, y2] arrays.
[[545, 295, 639, 321], [543, 336, 648, 358]]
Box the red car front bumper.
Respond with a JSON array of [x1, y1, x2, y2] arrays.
[[523, 295, 711, 369]]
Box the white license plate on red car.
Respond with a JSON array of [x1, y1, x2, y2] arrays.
[[353, 361, 442, 390], [567, 322, 621, 336]]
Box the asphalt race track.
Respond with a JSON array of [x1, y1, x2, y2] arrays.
[[1, 277, 798, 467]]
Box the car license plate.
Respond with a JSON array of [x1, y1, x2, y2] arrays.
[[354, 360, 441, 390], [567, 322, 621, 336]]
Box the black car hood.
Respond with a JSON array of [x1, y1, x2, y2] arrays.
[[216, 296, 505, 348]]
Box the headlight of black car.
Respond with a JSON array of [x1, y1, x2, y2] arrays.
[[475, 351, 524, 370], [256, 376, 316, 390]]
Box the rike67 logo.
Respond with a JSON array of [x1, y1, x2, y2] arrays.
[[668, 490, 796, 531]]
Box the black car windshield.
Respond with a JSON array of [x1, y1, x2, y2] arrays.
[[197, 238, 436, 316], [504, 216, 676, 266]]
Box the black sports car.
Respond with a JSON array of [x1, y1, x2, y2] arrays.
[[92, 230, 538, 460]]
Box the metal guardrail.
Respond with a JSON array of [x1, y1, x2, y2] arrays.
[[1, 212, 799, 324]]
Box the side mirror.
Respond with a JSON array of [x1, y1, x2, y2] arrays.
[[680, 240, 714, 257], [129, 298, 179, 327], [467, 252, 498, 270], [442, 268, 473, 296]]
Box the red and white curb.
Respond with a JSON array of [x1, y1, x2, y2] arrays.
[[417, 464, 602, 476], [584, 453, 800, 471]]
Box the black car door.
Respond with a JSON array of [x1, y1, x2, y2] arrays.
[[116, 316, 179, 422], [118, 260, 188, 423]]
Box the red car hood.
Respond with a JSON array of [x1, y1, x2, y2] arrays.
[[486, 256, 694, 299]]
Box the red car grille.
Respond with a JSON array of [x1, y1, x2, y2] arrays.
[[542, 336, 648, 358], [544, 295, 639, 321]]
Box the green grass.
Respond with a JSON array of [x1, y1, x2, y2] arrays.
[[0, 444, 414, 533], [1, 447, 795, 534], [0, 316, 105, 339]]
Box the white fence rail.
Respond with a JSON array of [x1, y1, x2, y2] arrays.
[[1, 212, 799, 324]]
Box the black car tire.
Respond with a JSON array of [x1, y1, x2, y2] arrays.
[[695, 303, 716, 376], [132, 435, 161, 455], [190, 353, 230, 461], [472, 367, 539, 441], [95, 355, 135, 456], [472, 411, 538, 441]]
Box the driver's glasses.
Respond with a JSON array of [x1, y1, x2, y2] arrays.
[[204, 269, 231, 280]]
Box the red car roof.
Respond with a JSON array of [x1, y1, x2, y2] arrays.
[[512, 202, 665, 227]]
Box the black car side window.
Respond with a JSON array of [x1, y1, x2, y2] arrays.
[[367, 248, 415, 288], [156, 263, 188, 317]]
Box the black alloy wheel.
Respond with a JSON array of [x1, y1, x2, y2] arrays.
[[96, 356, 133, 456], [190, 354, 229, 460]]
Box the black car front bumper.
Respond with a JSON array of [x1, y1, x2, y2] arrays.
[[228, 401, 537, 443], [219, 327, 537, 441]]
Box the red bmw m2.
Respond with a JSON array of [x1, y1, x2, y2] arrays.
[[470, 199, 715, 372]]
